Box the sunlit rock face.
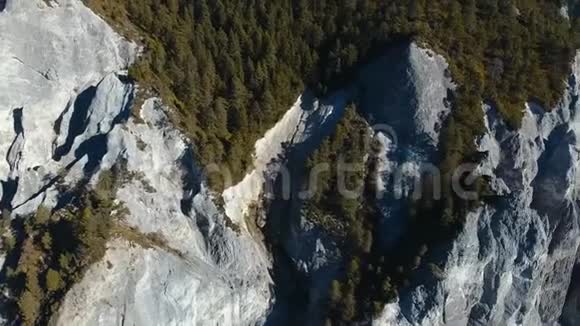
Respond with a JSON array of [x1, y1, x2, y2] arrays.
[[0, 1, 271, 325], [378, 53, 580, 326]]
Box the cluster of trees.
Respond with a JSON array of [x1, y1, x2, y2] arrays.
[[302, 113, 484, 324], [87, 0, 577, 191], [303, 107, 371, 238], [301, 108, 396, 324], [302, 108, 448, 324], [0, 171, 120, 325]]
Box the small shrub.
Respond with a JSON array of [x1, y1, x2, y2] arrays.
[[45, 269, 62, 292]]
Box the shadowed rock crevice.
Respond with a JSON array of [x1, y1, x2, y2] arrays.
[[0, 178, 18, 212], [12, 107, 23, 135], [1, 108, 25, 213], [53, 98, 73, 139], [14, 75, 134, 210], [179, 145, 201, 217], [560, 251, 580, 325], [74, 74, 134, 177], [112, 74, 134, 126], [6, 108, 24, 172], [53, 85, 97, 161]]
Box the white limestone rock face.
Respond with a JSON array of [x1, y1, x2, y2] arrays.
[[0, 0, 136, 215], [0, 1, 272, 325], [57, 239, 247, 326], [54, 98, 272, 326], [377, 52, 580, 326]]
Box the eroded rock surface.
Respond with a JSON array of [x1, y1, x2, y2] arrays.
[[378, 53, 580, 326]]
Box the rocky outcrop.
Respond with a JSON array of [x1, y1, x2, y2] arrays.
[[54, 98, 272, 325], [0, 1, 271, 325], [377, 53, 580, 326], [0, 0, 136, 215], [359, 43, 454, 250]]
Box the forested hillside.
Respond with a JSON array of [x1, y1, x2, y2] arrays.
[[86, 0, 579, 190], [81, 0, 580, 323]]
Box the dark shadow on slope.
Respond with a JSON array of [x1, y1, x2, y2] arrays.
[[569, 0, 580, 19], [560, 253, 580, 326], [179, 145, 201, 217], [569, 73, 578, 121], [53, 86, 97, 161], [263, 94, 349, 325], [355, 43, 415, 139], [0, 178, 18, 212], [75, 134, 108, 175], [12, 108, 23, 135], [74, 74, 134, 176], [531, 124, 573, 218], [112, 76, 134, 126], [0, 0, 6, 12], [6, 108, 24, 172], [74, 77, 133, 177], [264, 247, 311, 326], [53, 98, 73, 138], [263, 162, 312, 326]]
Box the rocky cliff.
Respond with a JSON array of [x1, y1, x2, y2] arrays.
[[0, 1, 271, 325], [378, 53, 580, 326], [0, 1, 579, 325]]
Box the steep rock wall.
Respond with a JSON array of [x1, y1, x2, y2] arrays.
[[378, 52, 580, 326]]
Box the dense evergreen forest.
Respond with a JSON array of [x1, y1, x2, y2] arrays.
[[87, 0, 579, 190]]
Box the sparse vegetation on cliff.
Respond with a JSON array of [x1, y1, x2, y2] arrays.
[[0, 168, 181, 325]]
